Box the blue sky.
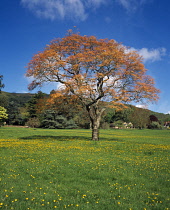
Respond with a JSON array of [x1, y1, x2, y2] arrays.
[[1, 0, 170, 113]]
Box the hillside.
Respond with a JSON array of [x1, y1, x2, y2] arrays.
[[0, 91, 170, 127], [0, 91, 34, 107]]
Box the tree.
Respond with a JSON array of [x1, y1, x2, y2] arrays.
[[0, 92, 9, 108], [149, 114, 158, 122], [0, 75, 5, 93], [25, 30, 160, 140], [47, 91, 82, 119], [148, 114, 162, 129], [109, 108, 132, 123], [129, 106, 151, 129], [0, 106, 8, 126], [40, 109, 77, 129], [26, 91, 47, 118], [6, 101, 20, 125]]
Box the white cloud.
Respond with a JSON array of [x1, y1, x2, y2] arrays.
[[136, 104, 148, 109], [18, 90, 29, 93], [128, 47, 166, 63], [21, 0, 107, 21], [137, 48, 166, 62], [116, 0, 153, 12]]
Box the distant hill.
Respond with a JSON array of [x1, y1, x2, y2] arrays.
[[0, 91, 170, 126], [0, 91, 34, 107]]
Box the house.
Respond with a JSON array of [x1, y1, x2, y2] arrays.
[[164, 121, 170, 128]]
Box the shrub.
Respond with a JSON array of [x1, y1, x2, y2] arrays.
[[148, 121, 163, 130], [100, 122, 110, 129], [26, 117, 40, 128], [114, 120, 125, 129], [65, 119, 78, 129]]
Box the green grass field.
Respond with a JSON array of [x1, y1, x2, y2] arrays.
[[0, 127, 170, 210]]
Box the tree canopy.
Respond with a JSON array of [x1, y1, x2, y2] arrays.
[[0, 106, 8, 126], [26, 30, 160, 140]]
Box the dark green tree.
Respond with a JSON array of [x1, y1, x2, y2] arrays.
[[40, 109, 77, 129], [26, 91, 47, 118], [6, 101, 20, 125], [0, 93, 9, 108]]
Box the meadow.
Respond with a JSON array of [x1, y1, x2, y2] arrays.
[[0, 127, 169, 210]]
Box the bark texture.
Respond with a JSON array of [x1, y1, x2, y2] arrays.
[[86, 103, 105, 141]]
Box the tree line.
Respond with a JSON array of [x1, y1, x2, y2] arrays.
[[0, 90, 169, 129]]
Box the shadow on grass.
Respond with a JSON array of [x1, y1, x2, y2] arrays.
[[19, 135, 119, 141], [19, 135, 92, 141]]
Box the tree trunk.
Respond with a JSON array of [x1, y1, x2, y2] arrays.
[[86, 104, 105, 141], [92, 121, 100, 141]]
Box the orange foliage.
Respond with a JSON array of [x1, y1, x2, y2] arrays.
[[25, 30, 160, 111]]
